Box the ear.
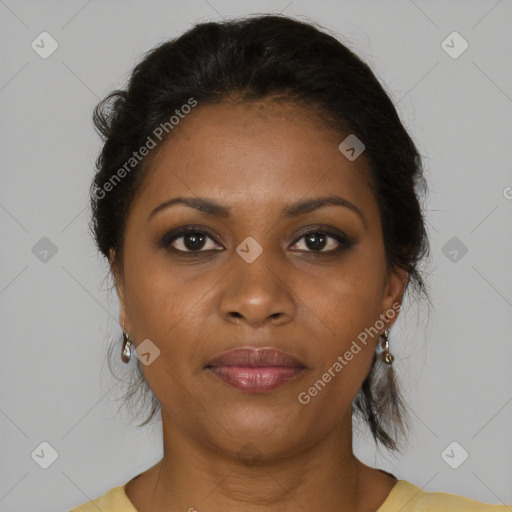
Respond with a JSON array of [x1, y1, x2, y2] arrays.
[[109, 248, 130, 332], [380, 266, 409, 330]]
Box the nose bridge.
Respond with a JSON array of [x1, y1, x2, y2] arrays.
[[239, 243, 278, 291], [219, 234, 294, 324]]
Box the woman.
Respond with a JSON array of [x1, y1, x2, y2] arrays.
[[70, 14, 511, 512]]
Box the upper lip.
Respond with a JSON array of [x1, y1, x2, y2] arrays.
[[206, 347, 306, 368]]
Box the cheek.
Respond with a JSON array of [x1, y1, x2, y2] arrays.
[[294, 279, 380, 423], [124, 252, 215, 369], [302, 257, 385, 341], [294, 255, 385, 396], [123, 260, 202, 414], [124, 245, 187, 331]]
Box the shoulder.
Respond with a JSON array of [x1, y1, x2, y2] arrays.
[[379, 480, 512, 512], [69, 485, 137, 512]]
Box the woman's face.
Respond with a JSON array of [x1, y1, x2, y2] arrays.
[[113, 100, 407, 459]]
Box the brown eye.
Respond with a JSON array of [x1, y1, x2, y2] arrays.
[[290, 229, 354, 253], [161, 227, 222, 253]]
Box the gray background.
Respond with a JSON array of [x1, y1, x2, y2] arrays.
[[1, 0, 511, 511]]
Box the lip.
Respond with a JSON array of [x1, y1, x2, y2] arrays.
[[206, 347, 306, 368], [205, 347, 306, 392]]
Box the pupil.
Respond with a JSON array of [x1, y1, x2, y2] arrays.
[[306, 233, 326, 250], [185, 232, 205, 250]]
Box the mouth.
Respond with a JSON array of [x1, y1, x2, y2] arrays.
[[204, 347, 307, 393]]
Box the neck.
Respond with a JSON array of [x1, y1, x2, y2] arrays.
[[131, 410, 378, 512]]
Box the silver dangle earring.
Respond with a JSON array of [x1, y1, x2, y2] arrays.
[[380, 328, 394, 365], [121, 318, 132, 363]]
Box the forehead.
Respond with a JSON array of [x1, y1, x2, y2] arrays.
[[132, 100, 375, 219]]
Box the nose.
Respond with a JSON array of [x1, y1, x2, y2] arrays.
[[218, 248, 296, 328]]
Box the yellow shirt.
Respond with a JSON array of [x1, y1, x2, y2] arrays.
[[69, 479, 512, 511]]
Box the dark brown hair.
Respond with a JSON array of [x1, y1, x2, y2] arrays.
[[91, 14, 431, 452]]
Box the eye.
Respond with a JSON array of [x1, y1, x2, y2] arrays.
[[290, 228, 353, 253], [160, 226, 222, 253]]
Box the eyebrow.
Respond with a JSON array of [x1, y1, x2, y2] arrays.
[[148, 195, 366, 226]]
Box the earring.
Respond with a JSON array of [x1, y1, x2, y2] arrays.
[[380, 328, 394, 365], [121, 318, 132, 363]]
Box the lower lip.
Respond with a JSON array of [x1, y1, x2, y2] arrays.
[[206, 366, 305, 392]]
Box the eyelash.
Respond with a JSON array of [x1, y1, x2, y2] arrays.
[[160, 225, 354, 256]]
